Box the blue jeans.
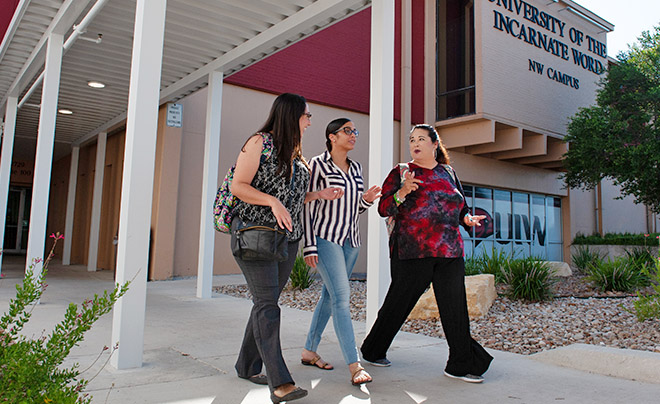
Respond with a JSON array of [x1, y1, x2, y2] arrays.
[[304, 237, 360, 365]]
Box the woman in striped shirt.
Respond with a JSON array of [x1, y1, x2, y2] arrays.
[[301, 118, 381, 386]]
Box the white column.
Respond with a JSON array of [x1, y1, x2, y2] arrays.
[[111, 0, 167, 370], [196, 70, 223, 299], [366, 0, 395, 332], [424, 0, 436, 123], [62, 146, 80, 265], [25, 33, 63, 276], [87, 132, 107, 271], [0, 96, 18, 275], [400, 0, 412, 160]]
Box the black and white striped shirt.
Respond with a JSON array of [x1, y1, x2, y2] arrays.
[[303, 151, 373, 257]]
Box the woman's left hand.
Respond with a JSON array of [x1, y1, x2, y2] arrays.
[[464, 214, 486, 227], [318, 187, 344, 200], [363, 185, 382, 203]]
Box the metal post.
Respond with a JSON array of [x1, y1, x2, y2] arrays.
[[366, 0, 395, 332], [196, 70, 223, 299], [111, 0, 167, 369]]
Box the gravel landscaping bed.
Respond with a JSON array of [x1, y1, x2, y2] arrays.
[[215, 275, 660, 356]]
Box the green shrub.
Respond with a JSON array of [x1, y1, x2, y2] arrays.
[[464, 255, 482, 276], [586, 257, 648, 292], [470, 248, 511, 283], [630, 258, 660, 321], [571, 245, 604, 273], [502, 257, 556, 301], [625, 248, 655, 286], [573, 232, 660, 246], [289, 254, 314, 295], [0, 234, 129, 403]]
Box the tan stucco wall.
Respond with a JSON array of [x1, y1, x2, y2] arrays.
[[568, 187, 597, 239], [46, 155, 71, 258], [600, 178, 650, 234], [173, 89, 206, 277], [46, 131, 125, 271], [150, 108, 184, 279]]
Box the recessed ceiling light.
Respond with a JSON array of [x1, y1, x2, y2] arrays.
[[58, 109, 73, 115], [87, 81, 105, 88]]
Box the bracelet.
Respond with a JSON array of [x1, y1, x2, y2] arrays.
[[393, 191, 405, 205]]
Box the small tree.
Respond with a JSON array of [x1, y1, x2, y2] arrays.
[[563, 25, 660, 212], [0, 234, 129, 403]]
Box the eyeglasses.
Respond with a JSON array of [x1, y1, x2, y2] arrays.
[[334, 127, 359, 137], [303, 112, 312, 119]]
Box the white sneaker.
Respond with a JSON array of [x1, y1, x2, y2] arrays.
[[444, 371, 484, 383]]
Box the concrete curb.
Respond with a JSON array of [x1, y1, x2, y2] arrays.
[[531, 343, 660, 384]]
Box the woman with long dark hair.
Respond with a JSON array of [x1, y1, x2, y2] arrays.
[[360, 124, 493, 383], [231, 93, 341, 403]]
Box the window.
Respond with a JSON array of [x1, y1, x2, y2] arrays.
[[462, 185, 563, 261], [437, 0, 475, 120]]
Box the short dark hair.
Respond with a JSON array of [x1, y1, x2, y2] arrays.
[[325, 118, 351, 152], [411, 124, 450, 164]]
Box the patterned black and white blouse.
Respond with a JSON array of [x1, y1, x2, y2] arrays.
[[233, 133, 310, 242]]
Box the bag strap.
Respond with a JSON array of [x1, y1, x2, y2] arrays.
[[441, 163, 457, 184], [258, 132, 274, 159], [398, 163, 409, 183]]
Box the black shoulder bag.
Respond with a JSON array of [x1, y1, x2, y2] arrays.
[[230, 164, 296, 262]]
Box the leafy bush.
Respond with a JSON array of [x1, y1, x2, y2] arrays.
[[625, 248, 656, 285], [571, 245, 605, 273], [469, 248, 511, 283], [0, 235, 129, 403], [630, 258, 660, 321], [289, 254, 314, 295], [573, 232, 660, 246], [502, 257, 556, 301], [464, 255, 481, 276], [586, 257, 648, 292]]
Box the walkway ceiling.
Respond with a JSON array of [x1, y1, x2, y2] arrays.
[[0, 0, 370, 152]]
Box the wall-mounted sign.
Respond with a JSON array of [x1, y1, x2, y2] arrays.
[[166, 103, 183, 127], [488, 0, 608, 91], [10, 160, 33, 184]]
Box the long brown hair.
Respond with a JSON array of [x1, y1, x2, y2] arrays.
[[411, 124, 450, 165], [246, 93, 307, 179]]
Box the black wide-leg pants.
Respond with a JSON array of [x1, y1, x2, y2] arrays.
[[361, 250, 492, 376]]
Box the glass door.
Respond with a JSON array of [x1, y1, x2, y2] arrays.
[[3, 186, 31, 253]]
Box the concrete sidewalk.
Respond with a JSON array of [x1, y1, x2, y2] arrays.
[[1, 258, 659, 404]]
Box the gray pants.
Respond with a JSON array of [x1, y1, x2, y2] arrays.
[[234, 241, 299, 391]]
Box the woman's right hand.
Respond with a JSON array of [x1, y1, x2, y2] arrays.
[[399, 170, 423, 198], [270, 198, 293, 232], [304, 255, 318, 268]]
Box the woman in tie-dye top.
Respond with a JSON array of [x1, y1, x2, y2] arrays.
[[360, 124, 493, 383]]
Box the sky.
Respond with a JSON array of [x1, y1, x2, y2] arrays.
[[575, 0, 660, 57]]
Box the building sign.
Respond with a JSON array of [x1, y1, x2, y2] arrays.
[[166, 103, 183, 127], [10, 160, 33, 184], [488, 0, 608, 91]]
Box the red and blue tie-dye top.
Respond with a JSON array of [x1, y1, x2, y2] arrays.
[[378, 162, 470, 260]]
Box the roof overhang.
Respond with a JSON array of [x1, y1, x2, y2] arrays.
[[0, 0, 371, 149]]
